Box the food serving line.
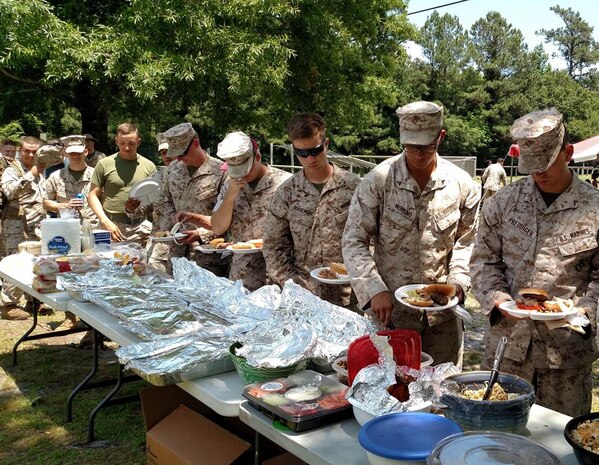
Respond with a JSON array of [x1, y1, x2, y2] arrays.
[[1, 260, 580, 464]]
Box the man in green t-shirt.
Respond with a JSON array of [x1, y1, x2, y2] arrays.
[[88, 122, 156, 244]]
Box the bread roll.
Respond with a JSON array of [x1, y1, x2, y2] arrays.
[[405, 297, 433, 307], [423, 283, 456, 297], [330, 262, 348, 275], [248, 239, 263, 248], [210, 238, 225, 246]]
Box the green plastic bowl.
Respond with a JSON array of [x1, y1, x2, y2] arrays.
[[229, 342, 308, 385]]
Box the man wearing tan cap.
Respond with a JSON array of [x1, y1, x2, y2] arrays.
[[159, 123, 228, 276], [1, 137, 47, 320], [263, 113, 360, 307], [470, 108, 599, 416], [205, 131, 290, 290], [343, 101, 480, 367], [88, 123, 156, 244]]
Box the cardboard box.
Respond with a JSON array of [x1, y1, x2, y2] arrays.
[[263, 452, 306, 465], [142, 385, 251, 465]]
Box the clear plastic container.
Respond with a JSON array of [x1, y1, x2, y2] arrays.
[[427, 431, 561, 465], [243, 370, 352, 431]]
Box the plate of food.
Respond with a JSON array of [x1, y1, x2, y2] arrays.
[[310, 262, 350, 284], [499, 288, 577, 321], [195, 238, 232, 254], [226, 239, 263, 254], [394, 284, 459, 311], [150, 232, 188, 243]]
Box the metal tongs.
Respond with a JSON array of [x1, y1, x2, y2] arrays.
[[482, 336, 508, 400]]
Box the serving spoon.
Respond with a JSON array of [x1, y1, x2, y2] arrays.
[[482, 336, 508, 401]]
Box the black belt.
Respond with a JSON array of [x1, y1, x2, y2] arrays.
[[106, 212, 144, 226]]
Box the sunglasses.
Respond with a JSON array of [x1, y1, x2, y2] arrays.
[[404, 144, 437, 154], [177, 137, 195, 158], [293, 137, 327, 158]]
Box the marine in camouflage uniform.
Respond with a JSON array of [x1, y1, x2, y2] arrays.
[[161, 123, 228, 276], [470, 108, 599, 417], [1, 142, 46, 309], [146, 167, 171, 274], [44, 165, 98, 226], [213, 132, 291, 290], [263, 165, 360, 306], [343, 102, 480, 367]]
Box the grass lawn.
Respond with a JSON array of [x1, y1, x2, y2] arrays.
[[0, 297, 598, 464]]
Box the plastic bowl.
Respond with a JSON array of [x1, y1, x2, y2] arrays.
[[359, 413, 462, 465], [353, 400, 432, 426], [229, 342, 308, 385], [332, 356, 348, 385], [564, 412, 599, 465], [421, 351, 433, 367], [439, 371, 535, 433]]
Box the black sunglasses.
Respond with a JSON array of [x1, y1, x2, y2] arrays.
[[177, 137, 195, 158], [293, 137, 326, 158]]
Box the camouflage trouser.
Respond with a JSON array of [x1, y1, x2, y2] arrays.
[[113, 220, 152, 249], [482, 357, 593, 417], [1, 219, 36, 307], [146, 241, 171, 275]]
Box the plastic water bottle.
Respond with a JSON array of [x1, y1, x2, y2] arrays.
[[81, 219, 93, 251]]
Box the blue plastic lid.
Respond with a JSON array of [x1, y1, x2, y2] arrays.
[[358, 413, 463, 461]]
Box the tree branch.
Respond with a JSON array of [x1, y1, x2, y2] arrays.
[[0, 68, 41, 85]]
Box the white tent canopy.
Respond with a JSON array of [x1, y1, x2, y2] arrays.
[[572, 134, 599, 163]]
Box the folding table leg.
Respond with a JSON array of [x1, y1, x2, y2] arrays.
[[66, 329, 100, 422], [254, 431, 262, 465], [11, 299, 40, 366]]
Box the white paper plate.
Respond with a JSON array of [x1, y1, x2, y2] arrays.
[[194, 244, 228, 254], [394, 284, 458, 311], [128, 178, 162, 206], [309, 267, 351, 285], [498, 300, 577, 320], [226, 245, 261, 255], [150, 233, 188, 243]]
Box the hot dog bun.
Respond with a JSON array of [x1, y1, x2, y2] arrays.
[[422, 283, 456, 297], [330, 262, 348, 275], [248, 239, 263, 248], [231, 242, 256, 250], [404, 297, 434, 307]]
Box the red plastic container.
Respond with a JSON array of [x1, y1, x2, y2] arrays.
[[347, 329, 421, 385]]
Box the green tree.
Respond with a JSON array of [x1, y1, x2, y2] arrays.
[[538, 5, 599, 85]]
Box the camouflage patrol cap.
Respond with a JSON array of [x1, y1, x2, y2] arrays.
[[60, 135, 86, 154], [34, 144, 63, 167], [217, 131, 255, 178], [511, 108, 564, 174], [163, 123, 196, 158], [396, 101, 443, 145], [155, 132, 168, 152]]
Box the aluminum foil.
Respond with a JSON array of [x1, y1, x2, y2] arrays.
[[116, 334, 233, 385], [233, 281, 372, 368], [345, 335, 458, 416]]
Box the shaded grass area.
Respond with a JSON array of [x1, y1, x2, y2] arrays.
[[0, 314, 146, 465]]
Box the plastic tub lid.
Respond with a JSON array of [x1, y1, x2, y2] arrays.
[[427, 431, 562, 465], [359, 413, 462, 461]]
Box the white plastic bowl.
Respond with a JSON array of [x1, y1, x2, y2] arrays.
[[421, 351, 434, 367], [353, 400, 432, 426]]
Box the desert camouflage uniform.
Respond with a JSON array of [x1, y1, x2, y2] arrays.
[[343, 154, 480, 365], [263, 165, 360, 306], [147, 167, 170, 274], [1, 161, 46, 306], [214, 166, 291, 290], [160, 157, 228, 275], [470, 174, 599, 417], [86, 151, 106, 168], [44, 165, 98, 226], [0, 156, 9, 258], [481, 163, 507, 200]]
